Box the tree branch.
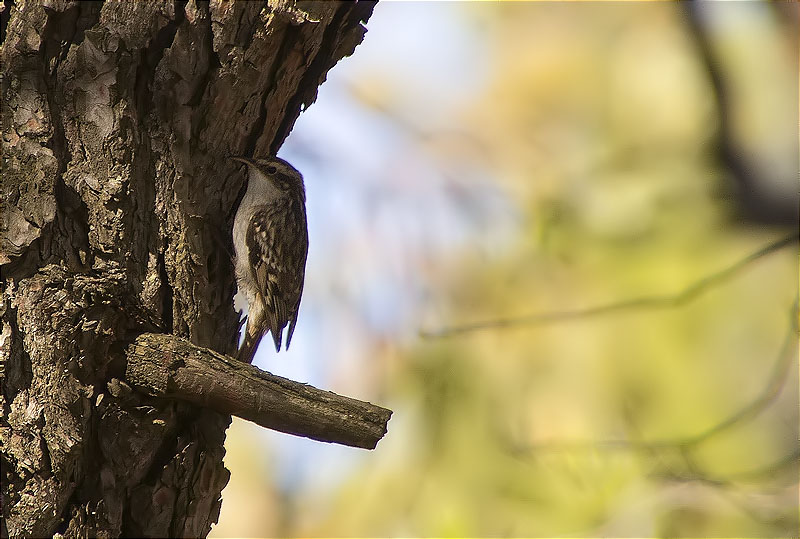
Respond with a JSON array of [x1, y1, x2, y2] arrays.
[[125, 333, 392, 450], [682, 2, 799, 226], [422, 233, 798, 338], [500, 297, 799, 486]]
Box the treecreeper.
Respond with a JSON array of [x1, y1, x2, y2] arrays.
[[231, 156, 309, 363]]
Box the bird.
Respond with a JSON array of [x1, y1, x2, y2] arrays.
[[230, 155, 308, 363]]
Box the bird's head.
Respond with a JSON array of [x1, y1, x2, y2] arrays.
[[231, 156, 305, 198]]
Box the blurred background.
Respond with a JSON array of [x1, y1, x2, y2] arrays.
[[212, 2, 798, 537]]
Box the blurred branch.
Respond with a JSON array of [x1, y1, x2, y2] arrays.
[[682, 1, 799, 225], [669, 297, 797, 447], [502, 297, 799, 484], [125, 333, 392, 450], [655, 446, 800, 528], [422, 233, 798, 338], [715, 447, 800, 482], [667, 447, 800, 488]]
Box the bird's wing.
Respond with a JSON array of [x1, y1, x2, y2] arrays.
[[284, 199, 308, 349], [246, 199, 308, 351]]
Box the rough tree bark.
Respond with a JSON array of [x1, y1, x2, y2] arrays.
[[0, 1, 376, 536]]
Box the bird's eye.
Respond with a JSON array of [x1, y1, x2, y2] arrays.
[[266, 166, 278, 174]]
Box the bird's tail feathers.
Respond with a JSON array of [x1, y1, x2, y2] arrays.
[[237, 329, 266, 363], [238, 322, 290, 361], [270, 325, 283, 353]]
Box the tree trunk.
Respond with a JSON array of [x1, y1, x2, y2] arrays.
[[0, 1, 375, 536]]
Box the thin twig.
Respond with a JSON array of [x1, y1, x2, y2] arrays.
[[502, 298, 798, 465], [422, 233, 798, 338]]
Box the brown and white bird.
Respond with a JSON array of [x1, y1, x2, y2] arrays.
[[231, 156, 308, 363]]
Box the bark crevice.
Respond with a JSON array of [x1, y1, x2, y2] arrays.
[[245, 22, 299, 157]]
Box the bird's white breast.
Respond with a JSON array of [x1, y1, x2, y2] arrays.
[[233, 167, 283, 298]]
